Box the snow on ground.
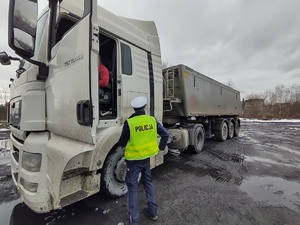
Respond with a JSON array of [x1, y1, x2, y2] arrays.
[[241, 118, 300, 123], [0, 129, 10, 131], [289, 128, 300, 131], [0, 139, 10, 166]]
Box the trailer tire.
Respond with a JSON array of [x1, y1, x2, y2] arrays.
[[101, 146, 128, 198], [215, 121, 228, 142], [228, 120, 234, 139], [189, 125, 205, 154], [234, 120, 240, 137]]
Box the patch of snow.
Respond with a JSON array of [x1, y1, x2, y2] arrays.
[[103, 209, 110, 214], [289, 127, 300, 131], [245, 156, 298, 168], [240, 118, 300, 123], [168, 149, 181, 156], [0, 139, 10, 166], [271, 144, 300, 157], [0, 159, 10, 166], [0, 129, 10, 131]]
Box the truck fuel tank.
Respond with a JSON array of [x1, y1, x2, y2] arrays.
[[167, 128, 189, 150]]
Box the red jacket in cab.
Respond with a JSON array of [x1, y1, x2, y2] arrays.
[[99, 63, 109, 88]]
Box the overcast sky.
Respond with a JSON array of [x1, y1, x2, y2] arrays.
[[0, 0, 299, 97]]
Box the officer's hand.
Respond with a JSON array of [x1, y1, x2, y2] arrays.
[[160, 146, 168, 155]]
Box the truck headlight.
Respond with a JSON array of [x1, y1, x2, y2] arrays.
[[20, 178, 38, 193], [22, 152, 42, 172]]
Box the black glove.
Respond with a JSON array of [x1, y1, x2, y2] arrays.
[[159, 146, 166, 151]]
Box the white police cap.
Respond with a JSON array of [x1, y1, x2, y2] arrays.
[[131, 96, 147, 109]]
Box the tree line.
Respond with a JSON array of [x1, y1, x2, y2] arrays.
[[0, 88, 9, 121], [246, 84, 300, 105], [244, 84, 300, 119]]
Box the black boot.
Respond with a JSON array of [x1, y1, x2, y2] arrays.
[[143, 208, 158, 221]]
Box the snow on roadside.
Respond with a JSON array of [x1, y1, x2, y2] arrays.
[[240, 118, 300, 123], [0, 129, 10, 131], [0, 139, 10, 165], [289, 128, 300, 131]]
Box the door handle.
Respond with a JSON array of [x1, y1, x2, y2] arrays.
[[77, 100, 92, 126]]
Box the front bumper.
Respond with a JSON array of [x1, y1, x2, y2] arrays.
[[10, 131, 52, 213]]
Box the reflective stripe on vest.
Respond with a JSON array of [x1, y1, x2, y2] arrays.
[[125, 115, 159, 160]]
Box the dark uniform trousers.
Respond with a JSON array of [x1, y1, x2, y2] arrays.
[[126, 158, 158, 224]]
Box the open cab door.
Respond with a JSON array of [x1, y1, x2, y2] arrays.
[[8, 0, 99, 143], [46, 0, 99, 144]]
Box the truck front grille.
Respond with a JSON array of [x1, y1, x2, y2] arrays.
[[13, 172, 18, 182], [12, 145, 20, 163]]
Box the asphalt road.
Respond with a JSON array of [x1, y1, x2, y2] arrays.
[[0, 121, 300, 225]]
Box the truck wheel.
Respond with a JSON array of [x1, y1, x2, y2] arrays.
[[101, 146, 128, 198], [189, 125, 205, 153], [215, 121, 228, 142], [234, 120, 240, 137], [228, 120, 234, 139]]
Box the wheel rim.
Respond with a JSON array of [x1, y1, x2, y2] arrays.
[[114, 156, 127, 183], [222, 123, 228, 140]]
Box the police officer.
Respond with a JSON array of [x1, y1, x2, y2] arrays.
[[119, 96, 169, 225]]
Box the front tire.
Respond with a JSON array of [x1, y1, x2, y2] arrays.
[[101, 146, 128, 198], [189, 125, 205, 154]]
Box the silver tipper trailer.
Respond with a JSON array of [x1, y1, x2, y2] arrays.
[[163, 64, 242, 153]]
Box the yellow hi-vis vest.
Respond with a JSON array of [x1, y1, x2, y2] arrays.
[[125, 115, 159, 160]]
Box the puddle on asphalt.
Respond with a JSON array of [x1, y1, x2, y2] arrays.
[[0, 139, 10, 165], [245, 156, 298, 168], [0, 198, 21, 225], [240, 176, 300, 212], [0, 130, 10, 166]]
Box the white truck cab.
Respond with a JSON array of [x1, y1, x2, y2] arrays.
[[3, 0, 242, 214], [5, 0, 164, 213]]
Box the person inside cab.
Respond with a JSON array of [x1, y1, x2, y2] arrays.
[[99, 56, 109, 97], [98, 56, 112, 116]]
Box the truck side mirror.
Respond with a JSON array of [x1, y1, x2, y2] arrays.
[[8, 0, 38, 58], [0, 52, 11, 65]]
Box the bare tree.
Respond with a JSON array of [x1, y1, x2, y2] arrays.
[[289, 84, 300, 103], [1, 86, 9, 104], [162, 61, 169, 68], [0, 86, 9, 121], [274, 85, 285, 103], [262, 90, 273, 105], [225, 78, 235, 88], [244, 84, 300, 119], [246, 93, 263, 99]]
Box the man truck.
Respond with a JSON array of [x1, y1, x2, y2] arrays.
[[0, 0, 242, 213]]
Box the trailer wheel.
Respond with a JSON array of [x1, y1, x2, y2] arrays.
[[215, 121, 228, 142], [234, 120, 240, 137], [101, 146, 128, 198], [189, 125, 205, 153], [228, 120, 234, 139]]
